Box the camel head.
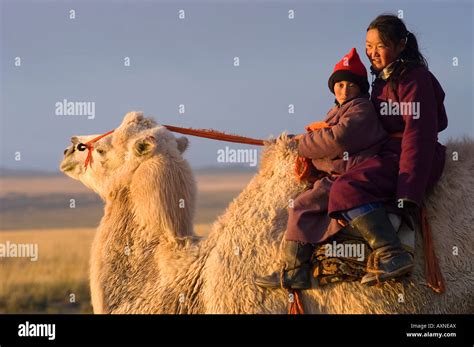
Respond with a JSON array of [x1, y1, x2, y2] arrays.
[[60, 111, 190, 199]]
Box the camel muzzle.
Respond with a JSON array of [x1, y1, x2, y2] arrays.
[[63, 145, 75, 157]]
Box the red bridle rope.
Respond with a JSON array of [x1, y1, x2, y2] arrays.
[[77, 125, 265, 171], [78, 130, 115, 171], [162, 125, 265, 146]]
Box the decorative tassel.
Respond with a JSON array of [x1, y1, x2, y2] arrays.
[[420, 206, 445, 293], [288, 289, 305, 314]]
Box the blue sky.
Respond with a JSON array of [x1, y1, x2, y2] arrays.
[[1, 0, 473, 172]]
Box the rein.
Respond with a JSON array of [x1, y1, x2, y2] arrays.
[[76, 125, 265, 171], [162, 125, 265, 146]]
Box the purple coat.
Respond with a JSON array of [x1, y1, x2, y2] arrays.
[[328, 66, 448, 218], [285, 97, 388, 243]]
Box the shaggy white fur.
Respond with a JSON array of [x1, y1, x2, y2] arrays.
[[60, 112, 474, 314]]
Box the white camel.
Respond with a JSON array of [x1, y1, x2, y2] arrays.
[[60, 111, 474, 314]]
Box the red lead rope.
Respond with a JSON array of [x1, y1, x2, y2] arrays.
[[162, 124, 265, 146], [79, 125, 265, 171]]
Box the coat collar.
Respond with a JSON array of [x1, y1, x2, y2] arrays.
[[370, 60, 399, 81], [370, 58, 409, 82]]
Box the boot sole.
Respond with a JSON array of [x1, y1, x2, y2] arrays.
[[361, 264, 414, 286], [255, 281, 281, 289]]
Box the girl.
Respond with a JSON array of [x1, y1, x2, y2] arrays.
[[257, 15, 448, 289], [329, 15, 448, 285], [327, 14, 448, 286]]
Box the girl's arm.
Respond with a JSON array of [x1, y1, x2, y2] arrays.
[[396, 67, 439, 206]]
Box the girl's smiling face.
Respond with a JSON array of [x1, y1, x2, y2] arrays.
[[334, 81, 361, 105], [366, 28, 404, 71]]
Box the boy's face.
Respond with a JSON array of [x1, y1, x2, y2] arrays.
[[334, 81, 361, 105]]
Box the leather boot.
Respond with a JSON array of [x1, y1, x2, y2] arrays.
[[350, 207, 414, 285], [255, 240, 315, 289]]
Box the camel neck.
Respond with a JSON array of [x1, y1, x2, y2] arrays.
[[92, 160, 208, 313]]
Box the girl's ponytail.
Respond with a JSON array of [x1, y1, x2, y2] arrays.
[[401, 30, 428, 67]]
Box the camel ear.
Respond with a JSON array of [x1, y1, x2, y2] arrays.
[[176, 137, 189, 153], [133, 135, 156, 157]]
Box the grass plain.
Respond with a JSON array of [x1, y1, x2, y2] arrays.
[[0, 171, 253, 313]]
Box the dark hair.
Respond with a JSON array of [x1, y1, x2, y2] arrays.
[[367, 14, 428, 97]]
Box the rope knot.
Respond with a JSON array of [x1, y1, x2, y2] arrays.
[[78, 130, 115, 171]]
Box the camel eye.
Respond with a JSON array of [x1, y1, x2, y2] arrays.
[[97, 148, 106, 155]]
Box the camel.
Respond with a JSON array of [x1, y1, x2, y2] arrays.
[[60, 111, 474, 314]]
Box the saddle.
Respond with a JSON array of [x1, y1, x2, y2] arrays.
[[311, 213, 416, 286]]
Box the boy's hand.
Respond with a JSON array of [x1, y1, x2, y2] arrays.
[[293, 134, 304, 141], [288, 134, 304, 141], [287, 134, 304, 151]]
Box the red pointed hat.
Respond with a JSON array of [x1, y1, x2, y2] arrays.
[[328, 48, 369, 94]]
